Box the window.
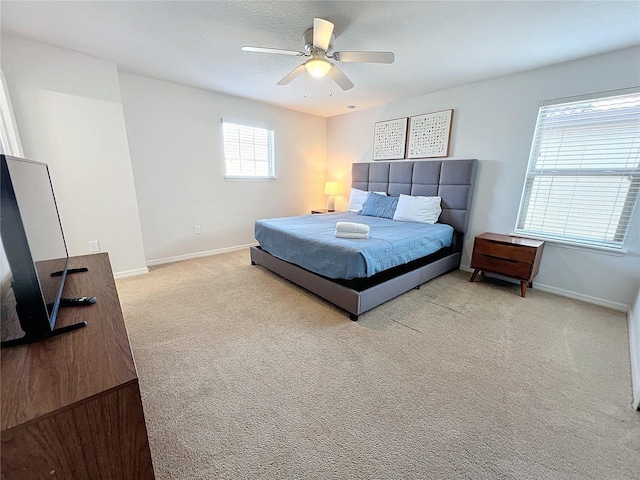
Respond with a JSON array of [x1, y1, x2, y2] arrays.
[[0, 69, 23, 157], [222, 122, 275, 179], [515, 89, 640, 250]]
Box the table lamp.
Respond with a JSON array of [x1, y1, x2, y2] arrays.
[[324, 181, 339, 212]]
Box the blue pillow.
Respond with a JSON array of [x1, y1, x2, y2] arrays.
[[360, 193, 398, 219]]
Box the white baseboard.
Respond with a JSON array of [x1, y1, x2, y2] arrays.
[[146, 243, 258, 267], [114, 267, 149, 279], [533, 283, 629, 312], [459, 264, 629, 312], [628, 298, 640, 411]]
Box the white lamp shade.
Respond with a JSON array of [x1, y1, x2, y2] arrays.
[[324, 181, 339, 196], [305, 58, 332, 78]]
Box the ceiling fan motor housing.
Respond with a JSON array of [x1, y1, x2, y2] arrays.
[[303, 28, 335, 54]]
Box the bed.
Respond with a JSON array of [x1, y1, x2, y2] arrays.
[[250, 159, 477, 320]]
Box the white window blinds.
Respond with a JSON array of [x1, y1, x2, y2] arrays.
[[515, 90, 640, 250], [222, 122, 275, 178]]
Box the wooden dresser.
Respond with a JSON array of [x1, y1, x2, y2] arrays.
[[1, 253, 155, 479], [469, 232, 545, 297]]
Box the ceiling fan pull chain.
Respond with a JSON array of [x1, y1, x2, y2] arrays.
[[304, 72, 308, 98]]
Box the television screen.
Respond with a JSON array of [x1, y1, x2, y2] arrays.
[[1, 155, 69, 344]]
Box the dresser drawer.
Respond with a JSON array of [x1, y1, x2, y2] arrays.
[[474, 238, 536, 263], [471, 253, 533, 280]]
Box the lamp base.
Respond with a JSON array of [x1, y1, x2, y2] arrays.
[[327, 196, 335, 212]]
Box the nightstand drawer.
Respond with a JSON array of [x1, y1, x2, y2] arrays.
[[474, 238, 536, 263], [471, 253, 532, 280]]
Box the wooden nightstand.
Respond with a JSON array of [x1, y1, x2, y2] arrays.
[[311, 209, 335, 214], [469, 232, 545, 297]]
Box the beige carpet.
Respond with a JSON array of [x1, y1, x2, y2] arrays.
[[116, 249, 639, 480]]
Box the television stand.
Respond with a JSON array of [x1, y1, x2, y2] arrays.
[[1, 253, 155, 478]]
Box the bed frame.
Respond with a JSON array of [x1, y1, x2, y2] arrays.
[[250, 159, 477, 320]]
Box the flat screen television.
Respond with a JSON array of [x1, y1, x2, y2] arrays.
[[1, 154, 87, 348]]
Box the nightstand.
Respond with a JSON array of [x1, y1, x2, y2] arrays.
[[469, 232, 545, 297], [311, 209, 335, 214]]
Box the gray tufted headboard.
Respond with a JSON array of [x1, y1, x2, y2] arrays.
[[351, 159, 477, 233]]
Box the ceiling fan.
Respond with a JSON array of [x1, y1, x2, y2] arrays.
[[242, 18, 395, 91]]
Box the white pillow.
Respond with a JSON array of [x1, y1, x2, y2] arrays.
[[392, 194, 442, 224], [347, 189, 388, 212], [348, 188, 369, 212]]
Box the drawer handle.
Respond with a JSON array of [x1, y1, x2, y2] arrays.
[[486, 239, 509, 245], [484, 255, 519, 263]]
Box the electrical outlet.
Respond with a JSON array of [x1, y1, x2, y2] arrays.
[[89, 240, 100, 253], [194, 225, 201, 234]]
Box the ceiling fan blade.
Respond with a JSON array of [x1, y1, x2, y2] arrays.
[[333, 51, 395, 64], [328, 64, 354, 91], [313, 18, 334, 51], [242, 46, 304, 56], [277, 64, 306, 86]]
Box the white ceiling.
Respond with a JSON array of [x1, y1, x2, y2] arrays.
[[1, 1, 639, 117]]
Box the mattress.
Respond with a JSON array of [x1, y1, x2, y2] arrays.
[[255, 212, 454, 280]]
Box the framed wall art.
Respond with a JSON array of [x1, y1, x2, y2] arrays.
[[407, 109, 453, 158], [373, 117, 408, 160]]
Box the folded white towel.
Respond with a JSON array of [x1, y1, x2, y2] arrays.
[[335, 231, 369, 239], [335, 222, 370, 235]]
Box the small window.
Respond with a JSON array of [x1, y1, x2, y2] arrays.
[[222, 122, 275, 179], [515, 89, 640, 250]]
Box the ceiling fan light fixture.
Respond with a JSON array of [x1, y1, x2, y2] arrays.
[[305, 57, 332, 78]]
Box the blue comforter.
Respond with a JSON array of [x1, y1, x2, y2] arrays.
[[255, 212, 453, 279]]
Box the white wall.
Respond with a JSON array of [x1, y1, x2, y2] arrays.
[[118, 73, 327, 264], [1, 36, 148, 276], [327, 46, 640, 310]]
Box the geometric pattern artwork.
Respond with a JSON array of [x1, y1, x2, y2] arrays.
[[373, 117, 408, 160], [407, 109, 453, 158]]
